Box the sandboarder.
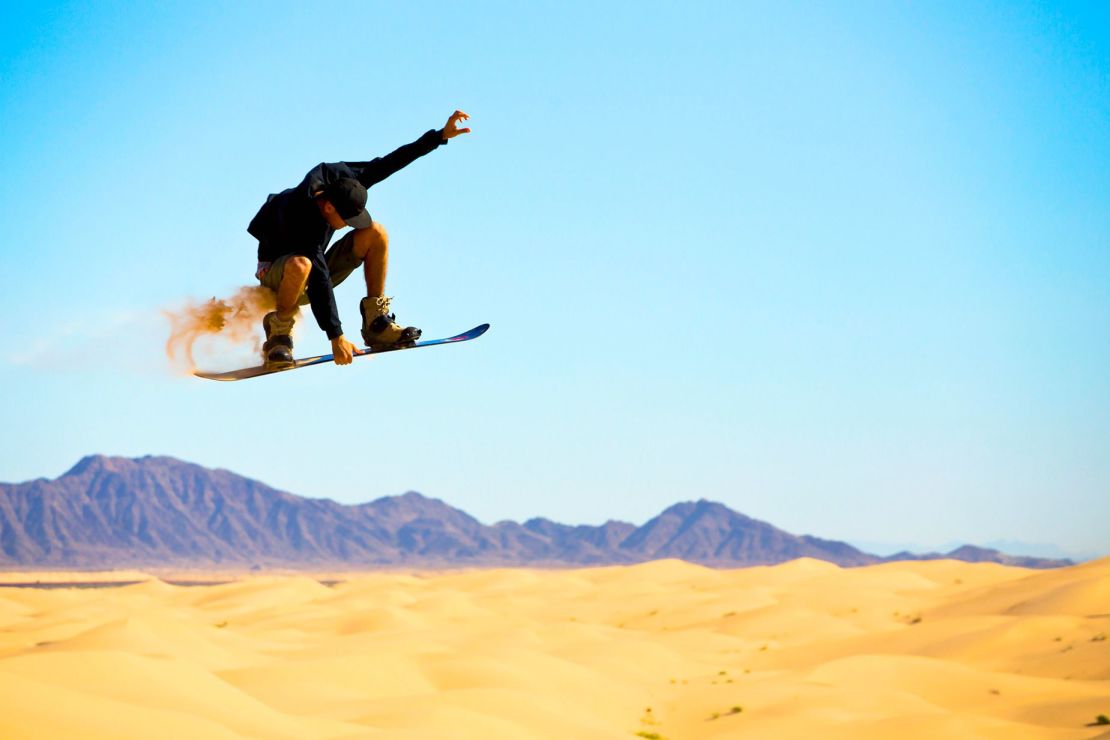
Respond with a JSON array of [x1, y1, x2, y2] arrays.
[[247, 110, 471, 368]]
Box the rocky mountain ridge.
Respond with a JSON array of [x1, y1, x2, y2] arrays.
[[0, 456, 1073, 569]]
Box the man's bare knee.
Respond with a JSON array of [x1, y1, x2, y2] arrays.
[[285, 255, 312, 279], [357, 222, 388, 245], [352, 222, 388, 259]]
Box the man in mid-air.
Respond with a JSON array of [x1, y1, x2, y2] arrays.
[[247, 110, 471, 368]]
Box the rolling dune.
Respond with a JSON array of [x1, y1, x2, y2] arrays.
[[0, 558, 1107, 739]]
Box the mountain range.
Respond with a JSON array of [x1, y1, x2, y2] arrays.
[[0, 455, 1072, 569]]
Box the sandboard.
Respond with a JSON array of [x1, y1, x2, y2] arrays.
[[194, 323, 489, 382]]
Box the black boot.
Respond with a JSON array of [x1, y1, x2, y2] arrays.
[[262, 312, 295, 368], [360, 296, 421, 350]]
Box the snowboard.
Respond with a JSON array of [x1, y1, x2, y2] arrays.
[[193, 323, 489, 382]]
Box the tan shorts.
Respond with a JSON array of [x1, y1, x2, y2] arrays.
[[256, 231, 363, 305]]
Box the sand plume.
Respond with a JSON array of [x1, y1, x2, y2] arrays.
[[163, 286, 280, 373]]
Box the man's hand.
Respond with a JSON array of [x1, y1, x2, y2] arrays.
[[441, 110, 471, 141], [331, 335, 360, 365]]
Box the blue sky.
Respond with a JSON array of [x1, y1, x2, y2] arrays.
[[1, 1, 1107, 558]]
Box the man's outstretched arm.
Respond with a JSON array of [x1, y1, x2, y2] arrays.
[[348, 110, 471, 189]]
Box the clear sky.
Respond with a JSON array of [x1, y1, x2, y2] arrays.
[[1, 1, 1107, 558]]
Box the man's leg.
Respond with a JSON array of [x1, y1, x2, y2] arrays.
[[349, 222, 389, 297], [261, 255, 311, 367], [275, 255, 312, 317], [346, 223, 422, 349]]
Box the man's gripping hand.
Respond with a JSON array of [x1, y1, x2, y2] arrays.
[[331, 335, 361, 365], [441, 110, 471, 141]]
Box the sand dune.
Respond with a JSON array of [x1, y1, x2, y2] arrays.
[[1, 558, 1107, 738]]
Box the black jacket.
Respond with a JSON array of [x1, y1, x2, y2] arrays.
[[248, 128, 446, 339]]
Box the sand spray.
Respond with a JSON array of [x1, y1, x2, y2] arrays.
[[164, 286, 295, 373]]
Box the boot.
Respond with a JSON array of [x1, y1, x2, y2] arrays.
[[262, 311, 295, 368], [360, 296, 421, 351]]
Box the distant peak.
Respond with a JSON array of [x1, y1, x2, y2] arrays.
[[946, 544, 994, 557], [364, 490, 446, 509], [63, 454, 126, 477], [61, 454, 187, 479], [659, 499, 735, 518]]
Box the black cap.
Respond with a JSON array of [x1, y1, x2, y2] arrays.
[[324, 178, 372, 229]]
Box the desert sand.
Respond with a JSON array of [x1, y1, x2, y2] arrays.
[[0, 557, 1107, 739]]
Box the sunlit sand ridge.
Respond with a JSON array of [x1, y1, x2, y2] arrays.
[[0, 558, 1107, 739]]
